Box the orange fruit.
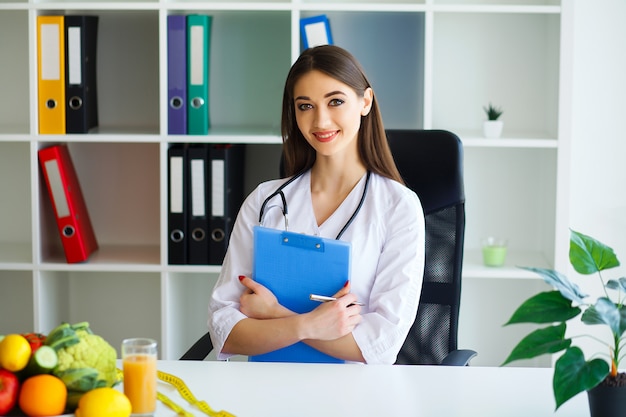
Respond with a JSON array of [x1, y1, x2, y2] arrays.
[[18, 374, 67, 417], [0, 333, 32, 372]]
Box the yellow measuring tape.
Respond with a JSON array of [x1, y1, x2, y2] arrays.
[[157, 370, 236, 417], [117, 368, 236, 417]]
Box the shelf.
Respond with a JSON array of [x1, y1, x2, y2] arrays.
[[463, 249, 552, 279], [0, 1, 571, 366]]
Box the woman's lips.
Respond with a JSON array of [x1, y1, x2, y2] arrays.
[[314, 130, 339, 143]]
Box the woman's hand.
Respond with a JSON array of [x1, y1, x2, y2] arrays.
[[303, 281, 362, 341], [238, 276, 292, 320]]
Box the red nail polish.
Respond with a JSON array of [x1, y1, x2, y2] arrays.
[[343, 280, 350, 288], [238, 275, 246, 282]]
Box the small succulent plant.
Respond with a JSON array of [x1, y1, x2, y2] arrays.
[[483, 103, 503, 121]]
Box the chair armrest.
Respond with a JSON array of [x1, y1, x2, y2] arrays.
[[439, 349, 477, 366], [179, 332, 213, 361]]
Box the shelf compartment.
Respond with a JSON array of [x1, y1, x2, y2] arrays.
[[300, 10, 425, 129], [34, 10, 160, 134], [36, 270, 162, 353], [38, 142, 160, 265], [0, 271, 34, 334], [173, 10, 291, 133], [463, 147, 557, 273], [432, 12, 560, 138], [0, 142, 32, 264], [0, 11, 29, 134], [162, 271, 218, 359], [459, 277, 552, 368]]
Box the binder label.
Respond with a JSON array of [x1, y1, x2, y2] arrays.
[[41, 24, 61, 80], [43, 160, 70, 218], [170, 156, 184, 214], [304, 22, 329, 47], [189, 25, 205, 86], [190, 159, 206, 217], [67, 27, 82, 85], [211, 160, 224, 217]]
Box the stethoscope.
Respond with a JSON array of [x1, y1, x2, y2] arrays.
[[258, 170, 372, 240]]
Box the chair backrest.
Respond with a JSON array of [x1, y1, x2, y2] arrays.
[[385, 129, 465, 365]]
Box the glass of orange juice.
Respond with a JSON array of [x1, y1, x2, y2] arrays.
[[122, 338, 157, 416]]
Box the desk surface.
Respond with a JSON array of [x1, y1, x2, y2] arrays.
[[152, 361, 588, 417]]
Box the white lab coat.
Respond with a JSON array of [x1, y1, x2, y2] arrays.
[[208, 170, 425, 364]]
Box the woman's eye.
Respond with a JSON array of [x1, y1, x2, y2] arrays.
[[329, 98, 344, 106], [297, 103, 313, 111]]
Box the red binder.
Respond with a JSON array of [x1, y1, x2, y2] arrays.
[[38, 144, 98, 263]]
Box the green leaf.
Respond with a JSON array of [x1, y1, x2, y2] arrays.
[[502, 323, 570, 366], [519, 266, 587, 304], [505, 291, 581, 325], [606, 277, 626, 292], [553, 347, 609, 409], [581, 297, 626, 336], [570, 230, 620, 275]]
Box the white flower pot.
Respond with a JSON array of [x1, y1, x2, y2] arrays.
[[483, 120, 504, 138]]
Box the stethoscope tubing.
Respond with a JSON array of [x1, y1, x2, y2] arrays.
[[259, 170, 371, 241]]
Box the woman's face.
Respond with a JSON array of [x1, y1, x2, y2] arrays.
[[293, 70, 372, 160]]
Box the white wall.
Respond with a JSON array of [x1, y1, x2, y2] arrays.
[[570, 0, 626, 250], [567, 0, 626, 358]]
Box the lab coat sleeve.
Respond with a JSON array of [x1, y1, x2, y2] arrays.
[[207, 186, 260, 360], [353, 189, 425, 364]]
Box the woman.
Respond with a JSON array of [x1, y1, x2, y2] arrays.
[[208, 45, 424, 364]]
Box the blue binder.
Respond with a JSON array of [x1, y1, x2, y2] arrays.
[[250, 226, 351, 363]]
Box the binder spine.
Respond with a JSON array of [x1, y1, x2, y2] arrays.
[[65, 15, 99, 134], [38, 15, 66, 134], [168, 144, 188, 264], [167, 15, 187, 135], [187, 15, 212, 135], [208, 144, 245, 265], [38, 145, 98, 263], [186, 144, 210, 264]]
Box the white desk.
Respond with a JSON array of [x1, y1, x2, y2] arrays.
[[151, 361, 588, 417]]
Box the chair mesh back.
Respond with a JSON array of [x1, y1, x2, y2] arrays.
[[395, 203, 464, 365], [385, 129, 465, 366]]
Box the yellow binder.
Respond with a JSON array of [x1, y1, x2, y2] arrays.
[[37, 15, 66, 134]]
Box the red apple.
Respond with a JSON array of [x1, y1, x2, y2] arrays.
[[0, 369, 19, 415]]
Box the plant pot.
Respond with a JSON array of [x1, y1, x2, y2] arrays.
[[483, 120, 503, 138], [587, 375, 626, 417]]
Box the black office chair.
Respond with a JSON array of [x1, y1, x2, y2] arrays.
[[181, 129, 476, 366], [386, 129, 475, 366]]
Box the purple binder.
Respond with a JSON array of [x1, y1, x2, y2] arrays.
[[167, 15, 187, 135]]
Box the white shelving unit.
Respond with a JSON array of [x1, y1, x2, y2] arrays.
[[0, 0, 572, 365]]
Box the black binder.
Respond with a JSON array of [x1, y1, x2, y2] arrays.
[[208, 144, 245, 265], [167, 144, 188, 265], [186, 144, 210, 264], [64, 15, 99, 133]]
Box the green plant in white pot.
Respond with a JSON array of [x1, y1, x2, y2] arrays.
[[503, 230, 626, 415], [482, 102, 504, 138]]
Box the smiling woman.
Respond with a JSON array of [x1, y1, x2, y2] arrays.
[[207, 45, 426, 365]]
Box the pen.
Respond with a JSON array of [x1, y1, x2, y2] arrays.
[[310, 294, 365, 306]]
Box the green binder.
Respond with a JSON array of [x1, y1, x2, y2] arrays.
[[187, 14, 211, 135]]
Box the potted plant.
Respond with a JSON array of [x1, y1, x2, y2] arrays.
[[503, 230, 626, 415], [482, 102, 504, 138]]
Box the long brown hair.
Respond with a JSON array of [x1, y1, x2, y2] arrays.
[[281, 45, 404, 185]]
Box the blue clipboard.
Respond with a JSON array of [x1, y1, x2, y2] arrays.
[[249, 226, 351, 363]]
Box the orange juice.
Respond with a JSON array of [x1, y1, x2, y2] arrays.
[[123, 353, 157, 414]]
